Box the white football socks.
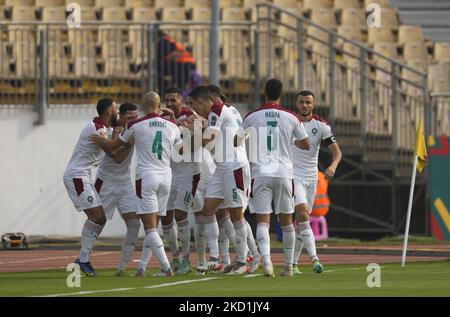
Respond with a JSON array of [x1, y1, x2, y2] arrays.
[[281, 224, 295, 267], [117, 218, 140, 271], [256, 222, 271, 265], [80, 219, 104, 263], [297, 221, 319, 261]]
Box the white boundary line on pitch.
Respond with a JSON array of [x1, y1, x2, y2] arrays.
[[0, 251, 116, 265], [244, 274, 263, 278], [37, 277, 222, 297], [323, 266, 385, 273]]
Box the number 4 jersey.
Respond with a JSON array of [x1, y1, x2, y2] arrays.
[[241, 103, 308, 179], [120, 113, 182, 177]]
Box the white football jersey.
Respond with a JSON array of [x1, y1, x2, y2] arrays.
[[242, 103, 308, 179], [64, 117, 112, 179], [168, 107, 201, 178], [206, 102, 247, 171], [292, 115, 335, 181], [120, 113, 182, 177], [96, 134, 134, 184]]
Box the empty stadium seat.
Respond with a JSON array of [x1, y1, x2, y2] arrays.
[[310, 8, 337, 29], [185, 0, 210, 8], [222, 7, 246, 22], [219, 0, 242, 9], [272, 0, 301, 9], [133, 7, 156, 21], [434, 42, 450, 61], [65, 0, 95, 6], [243, 0, 265, 9], [11, 6, 36, 21], [125, 0, 153, 7], [341, 8, 365, 26], [337, 26, 363, 43], [398, 25, 424, 45], [5, 0, 34, 6], [221, 30, 247, 60], [364, 0, 391, 8], [95, 0, 124, 7], [334, 0, 360, 10], [11, 41, 36, 77], [373, 42, 398, 64], [36, 0, 64, 7], [103, 58, 130, 77], [380, 8, 399, 28], [303, 0, 331, 10], [73, 57, 98, 76], [403, 42, 427, 61], [41, 7, 66, 21], [155, 0, 182, 9], [102, 7, 127, 22], [161, 7, 186, 21], [368, 27, 394, 44], [48, 57, 71, 77], [79, 7, 98, 21], [191, 7, 210, 21]]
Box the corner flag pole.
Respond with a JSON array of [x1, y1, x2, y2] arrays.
[[401, 155, 418, 267], [401, 119, 428, 267]]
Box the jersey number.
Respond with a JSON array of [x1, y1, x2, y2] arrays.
[[152, 131, 163, 160], [267, 121, 278, 152]]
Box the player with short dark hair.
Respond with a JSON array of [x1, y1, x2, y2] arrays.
[[63, 98, 119, 276], [94, 102, 140, 277], [291, 90, 342, 274]]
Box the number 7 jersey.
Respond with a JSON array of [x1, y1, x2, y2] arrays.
[[120, 113, 182, 177], [241, 103, 308, 179]]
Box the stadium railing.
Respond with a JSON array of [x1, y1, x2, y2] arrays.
[[254, 3, 430, 177]]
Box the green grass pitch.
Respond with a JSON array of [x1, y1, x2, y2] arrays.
[[1, 261, 449, 297]]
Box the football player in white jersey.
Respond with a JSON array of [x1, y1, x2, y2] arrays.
[[207, 85, 261, 273], [186, 85, 251, 274], [238, 79, 310, 277], [63, 98, 119, 276], [94, 102, 140, 277], [90, 92, 182, 277], [160, 87, 200, 275], [291, 90, 342, 274]]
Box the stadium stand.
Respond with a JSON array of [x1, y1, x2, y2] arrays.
[[0, 0, 448, 140]]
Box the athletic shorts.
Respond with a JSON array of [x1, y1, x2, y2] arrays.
[[63, 176, 102, 212], [136, 173, 171, 216], [167, 173, 201, 212], [192, 180, 207, 213], [294, 178, 318, 213], [248, 177, 294, 214], [94, 178, 137, 220], [205, 163, 251, 209]]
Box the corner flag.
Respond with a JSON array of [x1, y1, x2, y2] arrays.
[[402, 119, 429, 266], [415, 119, 428, 173]]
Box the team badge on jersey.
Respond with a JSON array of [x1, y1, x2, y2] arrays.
[[211, 116, 217, 126]]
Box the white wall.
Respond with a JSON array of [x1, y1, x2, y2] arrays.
[[0, 105, 133, 237]]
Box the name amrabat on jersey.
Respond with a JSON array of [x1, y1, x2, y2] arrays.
[[265, 112, 280, 118], [149, 121, 167, 128]]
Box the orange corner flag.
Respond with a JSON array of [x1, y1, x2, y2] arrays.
[[415, 120, 428, 173]]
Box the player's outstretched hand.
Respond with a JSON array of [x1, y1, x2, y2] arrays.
[[112, 127, 124, 139], [89, 133, 107, 145], [324, 166, 336, 180]]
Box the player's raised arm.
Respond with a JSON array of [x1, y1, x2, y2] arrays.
[[89, 131, 128, 156], [324, 138, 342, 180]]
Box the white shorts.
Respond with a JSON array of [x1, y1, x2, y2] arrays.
[[294, 178, 318, 213], [248, 177, 294, 214], [192, 180, 207, 213], [136, 174, 171, 216], [167, 173, 201, 212], [205, 164, 251, 209], [95, 178, 137, 220], [63, 176, 102, 212]]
